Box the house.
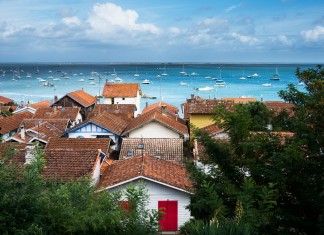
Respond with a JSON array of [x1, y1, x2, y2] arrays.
[[182, 95, 234, 129], [32, 107, 82, 126], [0, 111, 33, 140], [66, 110, 130, 150], [123, 106, 189, 140], [51, 89, 97, 119], [97, 155, 193, 231], [87, 103, 136, 121], [142, 101, 179, 115], [20, 119, 71, 132], [101, 83, 141, 116], [29, 100, 52, 109], [119, 138, 184, 162], [0, 95, 14, 106]]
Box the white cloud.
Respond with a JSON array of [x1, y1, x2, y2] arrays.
[[271, 35, 295, 46], [301, 25, 324, 42], [225, 3, 243, 13], [62, 16, 81, 26], [85, 3, 159, 43], [229, 32, 259, 46]]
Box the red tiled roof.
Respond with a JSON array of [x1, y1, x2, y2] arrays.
[[142, 101, 179, 115], [201, 124, 223, 135], [21, 119, 70, 132], [221, 97, 257, 104], [119, 138, 183, 162], [88, 110, 130, 135], [88, 104, 135, 120], [102, 83, 141, 98], [66, 90, 97, 107], [0, 142, 26, 164], [264, 101, 295, 116], [97, 155, 193, 192], [42, 150, 100, 182], [29, 100, 52, 109], [0, 111, 33, 134], [0, 95, 14, 105], [45, 137, 110, 153], [123, 107, 188, 137], [32, 107, 81, 121]]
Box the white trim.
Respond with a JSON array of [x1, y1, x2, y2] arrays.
[[97, 175, 191, 194]]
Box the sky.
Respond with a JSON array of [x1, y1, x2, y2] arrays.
[[0, 0, 323, 63]]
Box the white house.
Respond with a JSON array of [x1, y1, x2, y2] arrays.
[[122, 106, 189, 140], [97, 155, 193, 231], [66, 110, 130, 150], [101, 83, 141, 117]]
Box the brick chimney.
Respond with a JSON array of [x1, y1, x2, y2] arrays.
[[25, 143, 35, 164]]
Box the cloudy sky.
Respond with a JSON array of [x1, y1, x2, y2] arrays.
[[0, 0, 323, 63]]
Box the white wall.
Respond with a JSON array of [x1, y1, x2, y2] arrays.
[[128, 122, 180, 139], [91, 157, 101, 185], [103, 96, 140, 116], [109, 178, 191, 230]]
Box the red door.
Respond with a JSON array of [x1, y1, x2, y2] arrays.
[[158, 200, 178, 231]]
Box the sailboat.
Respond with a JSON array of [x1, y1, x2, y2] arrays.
[[134, 67, 140, 77], [239, 69, 246, 80], [161, 65, 168, 76], [179, 64, 187, 75], [270, 67, 280, 80]]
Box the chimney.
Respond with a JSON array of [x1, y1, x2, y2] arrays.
[[53, 105, 57, 112], [20, 124, 25, 140], [260, 95, 264, 102], [106, 79, 108, 83], [191, 94, 194, 99], [146, 101, 148, 108], [20, 100, 24, 107], [161, 105, 166, 114], [116, 102, 119, 110], [54, 95, 58, 102], [25, 143, 35, 164], [176, 114, 178, 122]]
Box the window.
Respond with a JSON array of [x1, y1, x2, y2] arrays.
[[77, 135, 84, 138], [127, 150, 134, 157], [111, 98, 114, 104], [122, 97, 125, 100]]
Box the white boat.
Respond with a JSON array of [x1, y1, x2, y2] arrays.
[[114, 77, 123, 82], [179, 81, 188, 86], [179, 64, 186, 75], [251, 73, 260, 77], [42, 81, 54, 87], [88, 77, 95, 80], [270, 67, 280, 80], [205, 76, 212, 79], [89, 82, 96, 85], [196, 86, 214, 91], [26, 73, 32, 78], [38, 79, 46, 82], [191, 72, 198, 76], [52, 78, 60, 81], [262, 83, 272, 87], [78, 79, 84, 82], [142, 79, 150, 84]]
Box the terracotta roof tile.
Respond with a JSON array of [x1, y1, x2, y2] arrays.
[[45, 137, 110, 153], [42, 150, 100, 182], [221, 97, 257, 104], [29, 100, 52, 109], [201, 124, 223, 135], [123, 107, 188, 137], [119, 138, 183, 162], [32, 107, 81, 121], [0, 111, 33, 134], [142, 101, 179, 115], [66, 90, 98, 107], [21, 119, 70, 132], [0, 95, 14, 105], [102, 83, 141, 98], [97, 155, 193, 192], [88, 104, 135, 120], [264, 101, 295, 116], [0, 142, 26, 164]]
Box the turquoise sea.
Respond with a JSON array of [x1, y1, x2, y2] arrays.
[[0, 63, 312, 112]]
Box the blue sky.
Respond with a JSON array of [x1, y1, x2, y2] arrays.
[[0, 0, 323, 63]]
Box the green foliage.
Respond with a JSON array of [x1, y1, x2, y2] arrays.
[[188, 65, 324, 234], [0, 144, 159, 235]]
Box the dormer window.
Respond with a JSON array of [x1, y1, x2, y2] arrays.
[[127, 150, 134, 157]]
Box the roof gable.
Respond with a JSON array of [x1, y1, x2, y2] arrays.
[[0, 95, 14, 105], [123, 107, 188, 136], [142, 101, 179, 114], [97, 155, 193, 192], [66, 90, 97, 107], [88, 104, 135, 120]]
